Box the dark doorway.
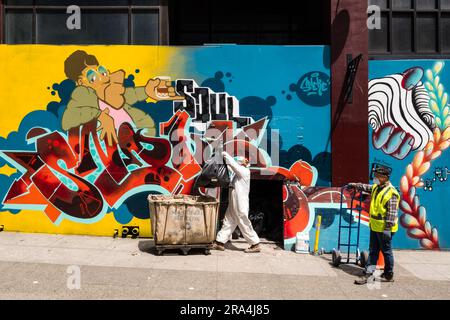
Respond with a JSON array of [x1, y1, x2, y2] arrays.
[[217, 179, 284, 246], [248, 179, 284, 246]]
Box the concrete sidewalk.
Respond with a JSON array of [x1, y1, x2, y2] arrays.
[[0, 231, 449, 299]]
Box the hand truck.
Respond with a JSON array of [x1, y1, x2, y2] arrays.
[[332, 186, 369, 268]]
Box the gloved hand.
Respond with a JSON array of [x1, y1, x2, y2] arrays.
[[382, 230, 392, 241]]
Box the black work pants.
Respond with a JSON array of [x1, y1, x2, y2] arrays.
[[367, 230, 395, 275]]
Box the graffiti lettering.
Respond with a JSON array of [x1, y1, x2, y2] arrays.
[[422, 166, 449, 192], [174, 79, 252, 131], [423, 179, 433, 192], [433, 167, 449, 182], [1, 114, 190, 222], [300, 73, 329, 97]]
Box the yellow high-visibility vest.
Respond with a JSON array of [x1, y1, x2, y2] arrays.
[[369, 183, 400, 233]]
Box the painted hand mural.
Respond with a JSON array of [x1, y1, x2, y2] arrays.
[[369, 67, 436, 160], [369, 61, 450, 250]]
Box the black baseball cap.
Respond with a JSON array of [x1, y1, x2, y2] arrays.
[[373, 166, 392, 177]]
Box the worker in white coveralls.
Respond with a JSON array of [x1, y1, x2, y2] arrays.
[[212, 151, 261, 253]]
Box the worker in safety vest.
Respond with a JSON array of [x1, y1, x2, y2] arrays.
[[347, 166, 399, 284]]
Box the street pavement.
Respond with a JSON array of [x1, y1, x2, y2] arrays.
[[0, 232, 449, 299]]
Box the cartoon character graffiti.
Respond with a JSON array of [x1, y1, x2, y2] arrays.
[[61, 50, 183, 144]]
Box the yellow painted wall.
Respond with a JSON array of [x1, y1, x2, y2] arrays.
[[0, 210, 152, 237]]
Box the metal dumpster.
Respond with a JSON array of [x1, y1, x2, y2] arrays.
[[148, 194, 219, 255]]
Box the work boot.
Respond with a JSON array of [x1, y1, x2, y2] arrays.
[[212, 241, 225, 251], [244, 244, 261, 253], [380, 272, 394, 282]]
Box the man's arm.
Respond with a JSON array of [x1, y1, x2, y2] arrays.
[[123, 87, 148, 105], [348, 183, 373, 193], [62, 86, 101, 131], [385, 194, 399, 231], [222, 152, 247, 178], [62, 86, 118, 146], [123, 104, 156, 136], [124, 79, 186, 105]]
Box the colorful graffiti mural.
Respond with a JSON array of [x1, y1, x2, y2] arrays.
[[0, 45, 331, 249], [369, 60, 450, 250], [277, 59, 450, 252]]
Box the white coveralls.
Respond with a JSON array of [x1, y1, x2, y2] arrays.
[[216, 152, 260, 245]]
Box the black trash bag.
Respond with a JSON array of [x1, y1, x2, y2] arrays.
[[249, 211, 265, 236], [194, 151, 230, 188]]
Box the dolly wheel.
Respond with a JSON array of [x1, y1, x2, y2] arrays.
[[359, 250, 369, 268], [204, 249, 211, 255], [181, 248, 189, 256], [156, 250, 163, 256], [332, 249, 342, 267]]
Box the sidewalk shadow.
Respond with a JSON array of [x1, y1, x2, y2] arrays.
[[319, 254, 365, 277], [138, 240, 213, 256], [335, 263, 365, 277], [224, 241, 246, 252], [138, 240, 155, 254], [228, 237, 283, 251]]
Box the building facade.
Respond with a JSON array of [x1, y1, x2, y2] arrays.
[[0, 0, 449, 251]]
